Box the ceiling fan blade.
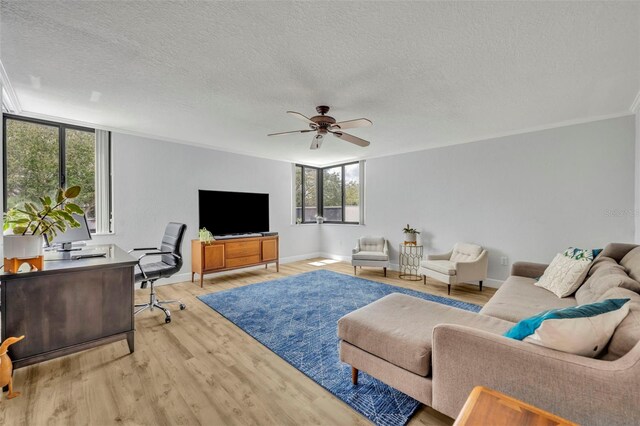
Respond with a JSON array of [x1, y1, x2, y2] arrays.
[[287, 111, 316, 126], [332, 131, 370, 147], [310, 134, 324, 150], [268, 129, 314, 136], [331, 118, 372, 130]]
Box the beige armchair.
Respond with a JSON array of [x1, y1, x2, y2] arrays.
[[419, 243, 488, 294], [352, 236, 390, 277]]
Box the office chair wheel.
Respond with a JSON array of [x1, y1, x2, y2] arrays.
[[165, 316, 171, 324], [180, 304, 186, 310]]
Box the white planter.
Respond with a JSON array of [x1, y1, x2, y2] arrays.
[[316, 218, 324, 224], [3, 234, 44, 259], [404, 233, 417, 243]]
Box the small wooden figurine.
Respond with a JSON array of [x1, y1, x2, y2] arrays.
[[0, 335, 25, 400]]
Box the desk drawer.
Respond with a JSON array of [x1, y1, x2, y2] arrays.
[[225, 241, 260, 258], [226, 255, 261, 268]]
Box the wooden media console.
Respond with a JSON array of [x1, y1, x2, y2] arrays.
[[191, 235, 279, 287]]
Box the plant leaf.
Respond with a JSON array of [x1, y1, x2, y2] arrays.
[[57, 188, 64, 204], [64, 186, 81, 199], [64, 203, 84, 215]]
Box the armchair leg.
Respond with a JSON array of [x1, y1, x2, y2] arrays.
[[479, 280, 483, 291], [352, 367, 358, 385], [383, 267, 387, 277], [354, 266, 357, 275], [423, 275, 426, 285], [448, 284, 451, 295]]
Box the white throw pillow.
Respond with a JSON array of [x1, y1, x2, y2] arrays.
[[504, 298, 630, 357], [536, 253, 591, 298]]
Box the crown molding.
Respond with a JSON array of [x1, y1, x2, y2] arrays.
[[631, 88, 640, 113], [0, 60, 22, 113]]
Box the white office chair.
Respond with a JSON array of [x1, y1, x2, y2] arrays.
[[352, 236, 390, 277]]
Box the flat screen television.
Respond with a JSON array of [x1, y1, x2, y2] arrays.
[[199, 190, 269, 236]]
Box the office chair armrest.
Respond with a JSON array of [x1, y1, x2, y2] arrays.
[[128, 247, 159, 254], [136, 251, 181, 280], [136, 251, 177, 262]]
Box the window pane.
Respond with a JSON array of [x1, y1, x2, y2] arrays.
[[303, 168, 317, 222], [65, 129, 96, 232], [322, 166, 342, 221], [5, 119, 60, 209], [295, 166, 302, 223], [344, 163, 360, 222]]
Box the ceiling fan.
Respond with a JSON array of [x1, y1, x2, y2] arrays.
[[268, 105, 372, 150]]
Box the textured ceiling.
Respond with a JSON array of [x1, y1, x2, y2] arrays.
[[1, 1, 639, 166]]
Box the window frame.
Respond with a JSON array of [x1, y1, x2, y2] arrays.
[[2, 113, 112, 233], [295, 160, 361, 225]]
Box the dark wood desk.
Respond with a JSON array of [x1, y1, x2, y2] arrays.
[[1, 244, 137, 369]]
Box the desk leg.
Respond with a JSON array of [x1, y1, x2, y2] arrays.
[[191, 272, 195, 282], [276, 262, 279, 273], [126, 331, 134, 353]]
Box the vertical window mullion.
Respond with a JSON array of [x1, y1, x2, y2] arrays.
[[2, 116, 7, 212], [318, 167, 322, 219], [59, 125, 66, 189], [301, 165, 306, 223], [341, 165, 345, 222]]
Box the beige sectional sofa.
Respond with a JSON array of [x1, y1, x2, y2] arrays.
[[337, 243, 640, 426]]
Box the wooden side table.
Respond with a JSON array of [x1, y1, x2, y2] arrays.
[[399, 244, 423, 281], [454, 386, 577, 426]]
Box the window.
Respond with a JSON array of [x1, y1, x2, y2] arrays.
[[3, 114, 112, 233], [294, 161, 362, 224]]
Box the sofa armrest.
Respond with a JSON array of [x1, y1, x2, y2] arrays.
[[510, 261, 548, 279], [427, 250, 452, 261], [431, 324, 640, 425], [383, 240, 389, 256], [455, 250, 488, 283], [352, 240, 361, 255]]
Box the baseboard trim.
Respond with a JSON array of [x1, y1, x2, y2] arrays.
[[149, 252, 323, 288], [147, 253, 504, 289]]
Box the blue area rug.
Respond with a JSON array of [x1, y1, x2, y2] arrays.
[[198, 269, 481, 426]]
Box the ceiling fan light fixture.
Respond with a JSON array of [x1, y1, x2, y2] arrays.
[[270, 106, 372, 150]]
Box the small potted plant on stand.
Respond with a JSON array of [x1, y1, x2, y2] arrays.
[[402, 224, 420, 245], [3, 186, 84, 273], [315, 215, 325, 224]]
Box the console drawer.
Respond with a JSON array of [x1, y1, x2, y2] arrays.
[[225, 241, 260, 258], [226, 255, 261, 268]]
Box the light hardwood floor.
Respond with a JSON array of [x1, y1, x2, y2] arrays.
[[0, 259, 495, 426]]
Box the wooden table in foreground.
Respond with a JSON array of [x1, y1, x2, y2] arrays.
[[454, 386, 578, 426], [0, 244, 137, 369]]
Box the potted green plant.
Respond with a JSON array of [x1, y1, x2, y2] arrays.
[[402, 224, 420, 244], [3, 186, 84, 267], [199, 227, 214, 243]]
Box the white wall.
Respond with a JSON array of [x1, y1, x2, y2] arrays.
[[321, 116, 636, 285], [93, 133, 321, 283]]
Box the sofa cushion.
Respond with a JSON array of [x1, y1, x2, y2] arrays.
[[352, 250, 388, 261], [337, 293, 512, 376], [576, 264, 640, 305], [535, 253, 591, 298], [480, 276, 577, 323], [586, 256, 621, 277], [620, 246, 640, 282], [598, 287, 640, 360], [421, 260, 456, 275], [450, 243, 482, 262], [504, 298, 630, 357]]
